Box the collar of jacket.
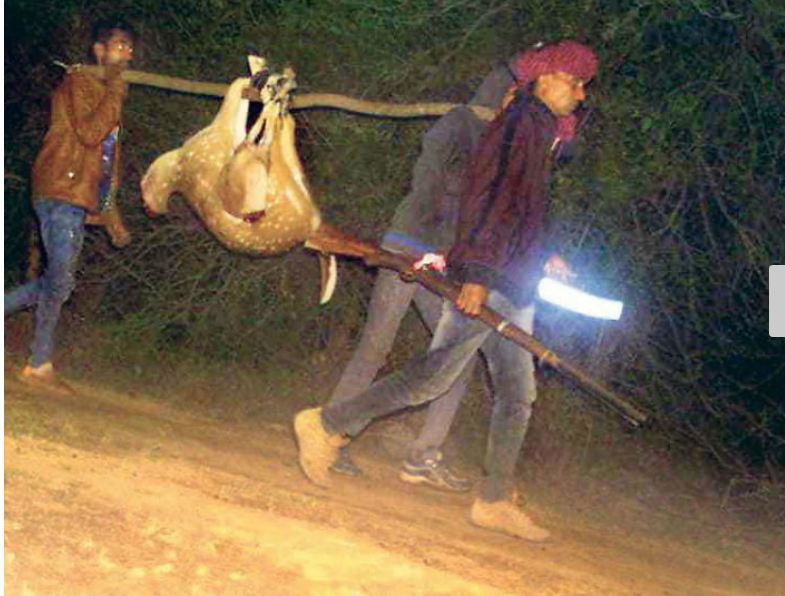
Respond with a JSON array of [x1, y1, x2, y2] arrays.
[[523, 93, 593, 161], [514, 91, 561, 155], [511, 88, 559, 133], [515, 86, 593, 138]]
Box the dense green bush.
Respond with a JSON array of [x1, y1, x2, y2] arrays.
[[5, 0, 784, 479]]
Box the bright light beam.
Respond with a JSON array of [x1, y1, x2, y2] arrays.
[[537, 278, 624, 320]]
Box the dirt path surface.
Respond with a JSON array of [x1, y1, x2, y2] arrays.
[[4, 374, 784, 595]]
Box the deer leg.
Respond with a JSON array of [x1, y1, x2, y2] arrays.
[[141, 149, 182, 215]]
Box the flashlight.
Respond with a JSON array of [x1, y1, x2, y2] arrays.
[[537, 277, 624, 320]]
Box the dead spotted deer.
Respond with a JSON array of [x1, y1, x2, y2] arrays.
[[141, 56, 337, 300], [142, 58, 324, 254]]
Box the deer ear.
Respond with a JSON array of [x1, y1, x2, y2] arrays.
[[247, 55, 267, 75]]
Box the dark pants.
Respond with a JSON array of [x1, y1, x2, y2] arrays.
[[324, 290, 537, 502], [5, 199, 86, 367], [329, 268, 479, 461]]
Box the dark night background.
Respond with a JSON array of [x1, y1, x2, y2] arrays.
[[4, 1, 785, 496]]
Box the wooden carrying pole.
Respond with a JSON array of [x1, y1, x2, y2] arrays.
[[306, 224, 649, 427], [71, 65, 496, 121]]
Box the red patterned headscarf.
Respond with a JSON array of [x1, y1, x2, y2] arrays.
[[512, 40, 599, 141], [512, 40, 598, 86]]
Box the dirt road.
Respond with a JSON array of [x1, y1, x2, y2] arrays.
[[4, 374, 784, 595]]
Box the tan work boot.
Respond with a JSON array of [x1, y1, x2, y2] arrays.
[[469, 498, 551, 542], [293, 407, 348, 487], [17, 362, 75, 396]]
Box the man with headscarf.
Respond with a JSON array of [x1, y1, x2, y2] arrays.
[[295, 40, 599, 540]]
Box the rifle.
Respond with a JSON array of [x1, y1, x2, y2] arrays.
[[306, 223, 648, 427]]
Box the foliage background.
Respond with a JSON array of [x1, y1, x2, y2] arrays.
[[5, 0, 785, 487]]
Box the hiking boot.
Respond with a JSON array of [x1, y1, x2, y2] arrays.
[[330, 447, 363, 477], [293, 407, 348, 487], [469, 498, 551, 542], [17, 363, 75, 396], [399, 452, 472, 492]]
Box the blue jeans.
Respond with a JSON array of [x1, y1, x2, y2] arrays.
[[5, 199, 86, 367], [329, 267, 479, 461], [323, 290, 536, 502]]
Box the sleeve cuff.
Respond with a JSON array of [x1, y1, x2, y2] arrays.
[[449, 262, 500, 289]]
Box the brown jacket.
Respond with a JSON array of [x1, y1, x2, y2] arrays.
[[31, 66, 130, 243]]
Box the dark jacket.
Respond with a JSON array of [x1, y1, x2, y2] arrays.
[[31, 66, 129, 237], [448, 92, 562, 306], [382, 63, 515, 257]]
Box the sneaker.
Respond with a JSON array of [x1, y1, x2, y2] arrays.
[[399, 452, 472, 492], [469, 498, 551, 542], [330, 448, 363, 477], [17, 363, 75, 396], [293, 407, 348, 488]]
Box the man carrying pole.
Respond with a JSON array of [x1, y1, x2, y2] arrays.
[[5, 18, 135, 392]]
